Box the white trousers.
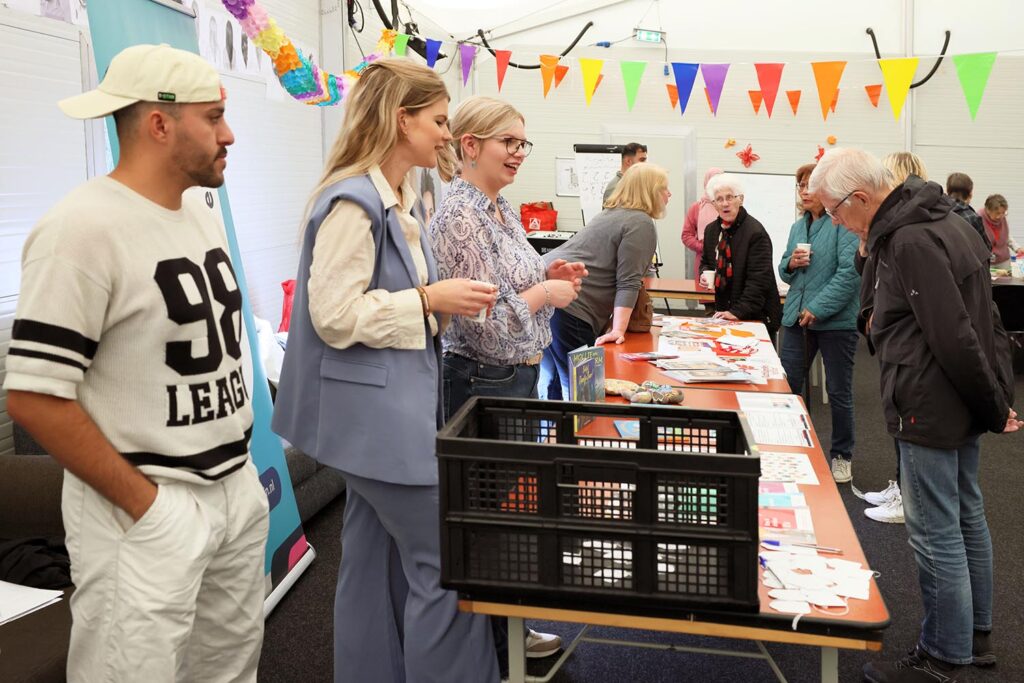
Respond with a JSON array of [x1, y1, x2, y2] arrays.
[[62, 461, 269, 683]]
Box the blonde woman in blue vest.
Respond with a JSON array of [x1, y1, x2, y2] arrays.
[[273, 60, 499, 683]]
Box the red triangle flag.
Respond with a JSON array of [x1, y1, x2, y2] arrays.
[[748, 90, 763, 114], [754, 63, 784, 117], [554, 64, 569, 87], [864, 83, 882, 107], [666, 83, 679, 109], [704, 87, 714, 113], [594, 74, 604, 93], [495, 50, 511, 91], [787, 89, 801, 115], [830, 89, 840, 113]]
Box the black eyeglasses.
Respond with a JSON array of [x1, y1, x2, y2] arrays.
[[489, 137, 533, 157], [825, 190, 856, 219]]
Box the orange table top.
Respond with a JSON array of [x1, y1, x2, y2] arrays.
[[644, 277, 788, 303]]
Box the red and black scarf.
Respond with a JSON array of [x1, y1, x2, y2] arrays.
[[715, 223, 735, 289]]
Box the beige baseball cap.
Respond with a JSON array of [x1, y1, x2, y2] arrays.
[[59, 43, 223, 120]]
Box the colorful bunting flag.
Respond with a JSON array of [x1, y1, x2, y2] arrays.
[[701, 63, 730, 116], [425, 39, 442, 68], [620, 61, 647, 111], [666, 83, 679, 109], [459, 44, 477, 86], [579, 58, 604, 105], [879, 57, 919, 120], [952, 52, 997, 120], [748, 90, 763, 114], [704, 87, 713, 113], [554, 64, 569, 88], [394, 33, 410, 57], [539, 54, 559, 97], [830, 89, 839, 113], [811, 61, 846, 120], [495, 50, 511, 91], [754, 63, 784, 118], [670, 62, 699, 116], [595, 74, 604, 92], [864, 84, 882, 108], [787, 89, 801, 115]]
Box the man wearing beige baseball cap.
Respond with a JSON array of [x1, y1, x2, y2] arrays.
[[6, 44, 269, 682]]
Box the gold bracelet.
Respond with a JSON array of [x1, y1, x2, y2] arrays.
[[415, 286, 431, 317]]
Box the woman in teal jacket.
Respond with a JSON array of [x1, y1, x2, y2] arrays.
[[778, 163, 862, 484]]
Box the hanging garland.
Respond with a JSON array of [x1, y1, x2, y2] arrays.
[[221, 0, 394, 106]]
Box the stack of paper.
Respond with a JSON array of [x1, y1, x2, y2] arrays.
[[0, 580, 64, 626]]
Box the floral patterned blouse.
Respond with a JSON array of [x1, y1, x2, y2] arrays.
[[428, 177, 552, 365]]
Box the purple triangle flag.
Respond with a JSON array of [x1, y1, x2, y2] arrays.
[[425, 39, 442, 68], [671, 63, 699, 116], [701, 63, 730, 115], [460, 44, 477, 85]]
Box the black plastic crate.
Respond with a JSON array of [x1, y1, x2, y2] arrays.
[[438, 397, 761, 614]]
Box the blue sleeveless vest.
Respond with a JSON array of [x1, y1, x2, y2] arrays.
[[271, 175, 442, 485]]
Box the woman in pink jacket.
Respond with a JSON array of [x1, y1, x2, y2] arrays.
[[681, 167, 723, 280]]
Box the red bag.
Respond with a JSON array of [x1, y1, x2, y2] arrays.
[[279, 279, 296, 332], [520, 201, 558, 232]]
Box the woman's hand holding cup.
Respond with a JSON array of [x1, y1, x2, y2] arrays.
[[425, 278, 497, 317]]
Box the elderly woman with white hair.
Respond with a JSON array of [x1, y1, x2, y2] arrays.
[[699, 173, 781, 336]]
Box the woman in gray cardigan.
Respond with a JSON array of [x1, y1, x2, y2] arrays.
[[540, 163, 670, 398]]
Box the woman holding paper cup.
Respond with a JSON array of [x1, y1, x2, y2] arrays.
[[540, 163, 670, 399], [777, 162, 861, 484], [429, 96, 585, 423], [699, 173, 782, 335]]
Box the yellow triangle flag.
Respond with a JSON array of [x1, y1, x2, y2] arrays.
[[579, 58, 604, 106], [878, 57, 919, 120], [539, 55, 559, 97]]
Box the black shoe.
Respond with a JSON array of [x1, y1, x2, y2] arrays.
[[973, 630, 996, 667], [863, 646, 962, 682]]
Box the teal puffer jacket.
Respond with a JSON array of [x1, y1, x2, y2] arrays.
[[778, 212, 861, 330]]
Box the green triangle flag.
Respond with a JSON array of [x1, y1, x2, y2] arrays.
[[952, 52, 997, 120], [394, 33, 410, 57], [619, 61, 647, 111]]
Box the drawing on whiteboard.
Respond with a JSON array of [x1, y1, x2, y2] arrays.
[[574, 144, 622, 224], [555, 157, 580, 197]]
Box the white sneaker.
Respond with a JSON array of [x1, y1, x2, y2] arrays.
[[525, 628, 562, 658], [831, 457, 852, 484], [864, 480, 900, 507], [865, 494, 904, 524]]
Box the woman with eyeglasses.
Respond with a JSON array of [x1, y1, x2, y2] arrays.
[[777, 163, 861, 484], [699, 173, 782, 336]]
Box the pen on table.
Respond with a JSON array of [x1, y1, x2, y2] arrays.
[[759, 555, 787, 588], [762, 539, 843, 554]]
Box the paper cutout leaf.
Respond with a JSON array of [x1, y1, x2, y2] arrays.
[[811, 61, 846, 120], [879, 57, 919, 120], [952, 52, 998, 120], [754, 63, 785, 118], [864, 83, 882, 108]]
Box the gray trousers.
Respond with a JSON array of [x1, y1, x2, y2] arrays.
[[335, 471, 499, 683]]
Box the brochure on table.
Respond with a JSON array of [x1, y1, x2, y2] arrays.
[[653, 317, 786, 386]]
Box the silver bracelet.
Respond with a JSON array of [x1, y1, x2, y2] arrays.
[[540, 281, 551, 307]]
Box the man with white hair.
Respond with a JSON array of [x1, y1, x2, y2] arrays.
[[809, 148, 1018, 682]]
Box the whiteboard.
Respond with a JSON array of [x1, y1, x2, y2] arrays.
[[573, 144, 621, 224], [732, 172, 800, 285], [555, 157, 579, 196]]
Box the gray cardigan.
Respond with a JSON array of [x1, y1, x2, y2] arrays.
[[544, 207, 658, 334]]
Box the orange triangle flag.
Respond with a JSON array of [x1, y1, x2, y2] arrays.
[[594, 74, 604, 93], [495, 50, 511, 91], [811, 61, 846, 120], [704, 87, 714, 113], [748, 90, 763, 114], [554, 64, 569, 88], [787, 90, 801, 115], [830, 89, 839, 113], [539, 55, 559, 97], [864, 83, 882, 108], [666, 83, 679, 109]]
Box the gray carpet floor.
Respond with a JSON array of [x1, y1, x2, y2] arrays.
[[259, 336, 1023, 682]]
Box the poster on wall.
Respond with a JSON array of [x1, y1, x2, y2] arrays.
[[84, 0, 314, 614]]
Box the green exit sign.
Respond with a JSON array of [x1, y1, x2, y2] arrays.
[[634, 28, 664, 43]]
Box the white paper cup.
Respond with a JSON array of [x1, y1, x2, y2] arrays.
[[796, 243, 812, 260], [469, 280, 495, 322], [700, 270, 716, 289]]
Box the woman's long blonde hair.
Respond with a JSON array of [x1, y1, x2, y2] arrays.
[[443, 95, 525, 182], [881, 151, 928, 185], [605, 163, 669, 218], [303, 59, 453, 222]]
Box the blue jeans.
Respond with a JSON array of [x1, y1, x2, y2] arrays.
[[898, 436, 992, 665], [778, 326, 858, 460], [539, 310, 597, 400], [443, 353, 540, 422]]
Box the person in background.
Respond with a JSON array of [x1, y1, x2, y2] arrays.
[[811, 148, 1017, 683], [856, 150, 929, 524], [603, 141, 648, 202], [540, 163, 670, 398], [5, 45, 269, 681], [682, 167, 723, 281], [428, 95, 583, 672], [982, 194, 1023, 270], [272, 60, 501, 683], [699, 173, 781, 336], [946, 172, 989, 248], [778, 163, 861, 484]]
